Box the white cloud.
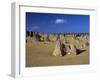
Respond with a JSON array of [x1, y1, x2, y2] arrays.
[[55, 18, 66, 24]]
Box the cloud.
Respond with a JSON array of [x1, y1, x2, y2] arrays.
[[55, 18, 66, 24], [32, 26, 39, 29], [27, 26, 39, 31]]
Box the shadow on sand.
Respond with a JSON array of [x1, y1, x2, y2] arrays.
[[76, 49, 86, 55]]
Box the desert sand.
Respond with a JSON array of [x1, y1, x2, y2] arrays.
[[26, 34, 89, 67]]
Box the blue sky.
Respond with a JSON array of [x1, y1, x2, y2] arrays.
[[26, 12, 89, 33]]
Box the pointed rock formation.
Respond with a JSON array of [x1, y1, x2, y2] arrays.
[[52, 40, 62, 57]]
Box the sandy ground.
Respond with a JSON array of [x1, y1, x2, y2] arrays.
[[26, 37, 89, 67]]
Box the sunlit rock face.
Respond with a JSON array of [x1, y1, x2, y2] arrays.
[[52, 40, 62, 57]]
